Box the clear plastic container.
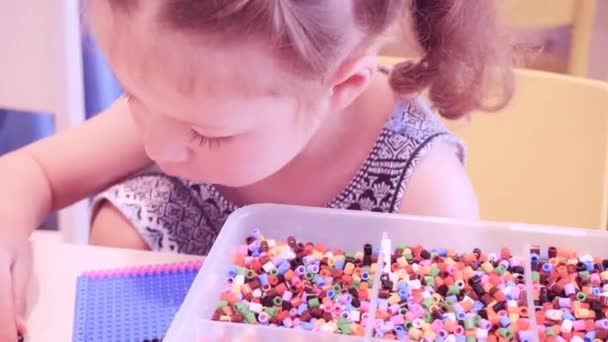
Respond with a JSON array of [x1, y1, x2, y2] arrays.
[[165, 204, 608, 342]]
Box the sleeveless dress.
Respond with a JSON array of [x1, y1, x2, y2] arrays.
[[92, 98, 464, 255]]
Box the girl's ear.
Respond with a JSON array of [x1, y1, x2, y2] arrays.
[[327, 55, 378, 113]]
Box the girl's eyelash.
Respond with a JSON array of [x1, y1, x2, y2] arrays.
[[188, 130, 229, 149], [124, 93, 136, 104]]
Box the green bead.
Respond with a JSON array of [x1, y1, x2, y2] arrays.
[[421, 297, 433, 309], [579, 271, 590, 278], [309, 297, 320, 308], [399, 308, 408, 315], [353, 279, 361, 289], [264, 307, 277, 317], [395, 243, 406, 250], [466, 336, 476, 342], [404, 253, 413, 260], [246, 269, 257, 279], [345, 252, 354, 259], [473, 315, 481, 326], [305, 272, 314, 280], [423, 312, 432, 323], [576, 292, 587, 301], [233, 302, 246, 312], [463, 318, 475, 330], [403, 321, 413, 329], [494, 265, 506, 275], [424, 276, 435, 286], [273, 297, 283, 306], [448, 285, 461, 295], [498, 328, 513, 339], [244, 312, 256, 324], [545, 327, 556, 337], [216, 300, 228, 309], [430, 267, 440, 277], [367, 279, 374, 288], [236, 266, 248, 276], [532, 271, 540, 282], [333, 284, 342, 292]]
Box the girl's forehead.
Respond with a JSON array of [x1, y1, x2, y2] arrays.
[[89, 0, 291, 101]]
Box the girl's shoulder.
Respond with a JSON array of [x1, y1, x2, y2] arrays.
[[383, 97, 465, 163]]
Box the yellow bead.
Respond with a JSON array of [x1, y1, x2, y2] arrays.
[[481, 261, 494, 273], [395, 256, 407, 268], [388, 294, 401, 305], [344, 263, 355, 275]]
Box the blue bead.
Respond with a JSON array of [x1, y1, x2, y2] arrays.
[[251, 250, 261, 257], [297, 303, 308, 315], [258, 273, 269, 286], [585, 331, 596, 342], [585, 261, 594, 271], [227, 265, 237, 277], [455, 335, 466, 342], [562, 311, 575, 321], [530, 253, 540, 262], [335, 259, 345, 270], [499, 315, 511, 327], [278, 261, 290, 275], [301, 322, 314, 331], [592, 287, 601, 296], [327, 290, 336, 299]]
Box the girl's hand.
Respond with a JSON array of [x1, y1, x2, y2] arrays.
[[0, 237, 32, 341]]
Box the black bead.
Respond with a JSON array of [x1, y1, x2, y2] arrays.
[[363, 255, 372, 266], [493, 301, 506, 312], [364, 243, 373, 256], [539, 287, 549, 303], [420, 249, 431, 260], [603, 259, 608, 268], [351, 298, 361, 308], [531, 261, 539, 272], [437, 285, 448, 297], [473, 248, 482, 259], [477, 309, 488, 319], [510, 266, 525, 275], [382, 280, 393, 290], [282, 301, 292, 311], [349, 288, 359, 297], [468, 275, 482, 285], [576, 262, 586, 272]]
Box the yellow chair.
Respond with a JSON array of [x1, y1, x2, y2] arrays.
[[501, 0, 597, 77], [379, 56, 608, 230]]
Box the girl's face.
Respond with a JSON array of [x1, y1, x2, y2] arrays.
[[90, 2, 328, 187]]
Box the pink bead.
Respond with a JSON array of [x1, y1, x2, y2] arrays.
[[590, 273, 601, 285], [361, 313, 369, 326], [431, 319, 443, 332], [446, 265, 456, 275], [292, 318, 301, 327], [481, 274, 490, 284], [391, 314, 404, 326], [237, 245, 249, 255], [291, 276, 301, 285], [573, 320, 585, 331], [360, 301, 370, 312], [405, 311, 416, 321], [454, 325, 465, 335]]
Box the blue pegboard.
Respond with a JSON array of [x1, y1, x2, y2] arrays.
[[72, 261, 201, 342]]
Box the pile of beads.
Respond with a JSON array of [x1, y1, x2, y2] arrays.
[[530, 246, 608, 341], [375, 244, 533, 341], [212, 230, 378, 336]]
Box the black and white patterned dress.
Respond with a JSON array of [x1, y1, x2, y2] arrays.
[[92, 98, 464, 255]]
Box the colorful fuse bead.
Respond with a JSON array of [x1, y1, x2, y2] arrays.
[[374, 245, 531, 341], [530, 245, 608, 341], [212, 231, 378, 336]]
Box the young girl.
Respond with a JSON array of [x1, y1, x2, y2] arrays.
[[0, 0, 513, 338]]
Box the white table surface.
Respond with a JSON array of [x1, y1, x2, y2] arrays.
[[25, 232, 202, 342]]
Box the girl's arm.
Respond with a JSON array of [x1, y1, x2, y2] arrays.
[[0, 96, 151, 236], [400, 143, 480, 220]]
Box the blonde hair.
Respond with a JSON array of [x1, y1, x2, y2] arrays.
[[107, 0, 514, 119]]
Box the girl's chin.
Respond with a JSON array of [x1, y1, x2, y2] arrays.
[[157, 163, 271, 187]]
